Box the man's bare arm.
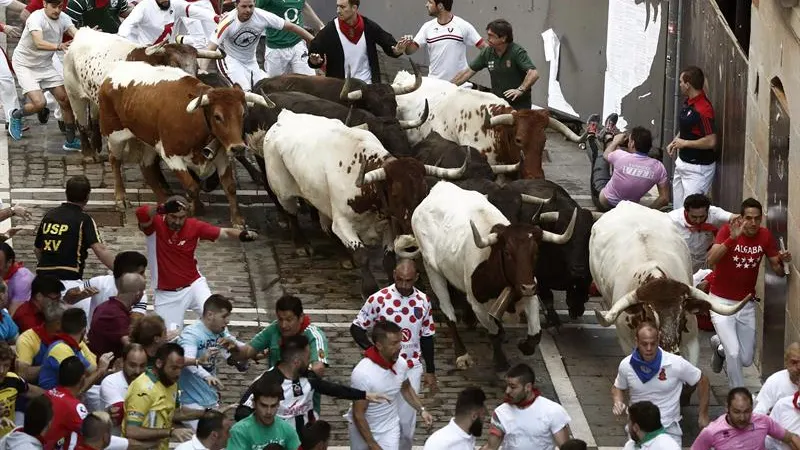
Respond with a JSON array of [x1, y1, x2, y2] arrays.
[[649, 183, 669, 210], [91, 243, 115, 269], [352, 399, 380, 448], [452, 68, 476, 86]]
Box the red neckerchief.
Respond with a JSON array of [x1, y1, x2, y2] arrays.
[[338, 14, 365, 44], [793, 391, 800, 410], [364, 346, 396, 374], [94, 0, 109, 9], [33, 325, 56, 345], [684, 211, 718, 233], [54, 333, 82, 351], [2, 261, 22, 282], [280, 315, 311, 345], [504, 389, 541, 408]]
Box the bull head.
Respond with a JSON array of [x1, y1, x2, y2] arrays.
[[484, 110, 585, 143], [390, 59, 422, 95], [144, 40, 168, 56], [398, 99, 429, 130]]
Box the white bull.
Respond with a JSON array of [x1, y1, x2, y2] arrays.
[[591, 201, 751, 366], [410, 181, 576, 370]]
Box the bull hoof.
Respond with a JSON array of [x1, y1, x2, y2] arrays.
[[543, 307, 561, 328], [340, 259, 354, 269], [295, 246, 314, 257], [518, 332, 542, 356], [568, 304, 586, 320], [455, 353, 474, 369]]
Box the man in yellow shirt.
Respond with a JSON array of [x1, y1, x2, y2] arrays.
[[123, 342, 205, 450], [0, 342, 44, 436]]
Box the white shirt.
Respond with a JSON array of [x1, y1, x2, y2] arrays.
[[118, 0, 175, 45], [85, 274, 148, 323], [755, 370, 799, 414], [172, 0, 217, 47], [353, 284, 435, 369], [491, 396, 570, 450], [614, 350, 702, 426], [13, 10, 73, 69], [413, 15, 483, 82], [423, 419, 476, 450], [212, 9, 285, 64], [334, 17, 371, 84], [346, 356, 410, 434], [668, 206, 733, 272], [175, 435, 209, 450], [100, 370, 130, 435], [767, 394, 800, 450], [622, 433, 682, 450]]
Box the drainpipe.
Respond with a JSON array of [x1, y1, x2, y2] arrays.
[[662, 0, 683, 199]]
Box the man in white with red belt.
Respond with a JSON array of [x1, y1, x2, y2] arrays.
[[481, 363, 571, 450], [706, 198, 792, 388], [756, 343, 800, 415], [347, 321, 434, 450], [611, 321, 711, 445], [135, 196, 258, 331], [350, 258, 438, 450]]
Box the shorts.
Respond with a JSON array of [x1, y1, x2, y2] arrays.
[[264, 40, 315, 77], [154, 276, 212, 330], [217, 57, 266, 91], [12, 62, 63, 94]]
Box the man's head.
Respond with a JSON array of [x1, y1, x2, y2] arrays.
[[425, 0, 452, 15], [58, 355, 87, 390], [235, 0, 256, 21], [279, 335, 311, 375], [43, 301, 66, 333], [0, 243, 16, 278], [454, 387, 487, 437], [336, 0, 359, 23], [43, 0, 63, 21], [154, 0, 170, 11], [726, 387, 754, 429], [154, 342, 185, 386], [627, 401, 662, 442], [275, 295, 306, 337], [486, 19, 513, 47], [62, 307, 88, 342], [740, 198, 763, 237], [372, 321, 402, 363], [31, 275, 64, 308], [683, 194, 712, 225], [0, 342, 14, 382], [65, 175, 91, 205], [203, 294, 233, 334], [634, 321, 659, 362], [113, 251, 147, 281], [785, 342, 800, 384], [251, 379, 283, 427], [116, 273, 146, 309], [130, 314, 167, 353], [504, 363, 535, 404], [121, 343, 148, 384], [82, 412, 112, 450], [197, 410, 233, 450], [301, 420, 331, 450], [560, 440, 588, 450], [626, 127, 652, 155], [679, 66, 705, 96], [393, 258, 418, 297], [24, 395, 53, 437], [162, 195, 190, 232]]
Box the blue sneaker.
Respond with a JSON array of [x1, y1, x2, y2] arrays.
[[8, 115, 22, 140], [62, 138, 81, 151]]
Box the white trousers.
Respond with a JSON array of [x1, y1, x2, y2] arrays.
[[217, 57, 266, 91], [349, 421, 400, 450], [398, 365, 422, 450], [154, 276, 211, 331], [710, 293, 757, 388], [263, 40, 315, 77], [0, 48, 19, 122], [672, 157, 716, 208]]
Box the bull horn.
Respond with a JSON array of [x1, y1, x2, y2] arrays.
[[486, 112, 515, 128], [144, 40, 168, 56], [186, 94, 210, 113], [548, 117, 584, 142], [594, 289, 639, 327], [394, 234, 421, 259], [689, 287, 753, 316], [520, 193, 551, 205], [398, 99, 429, 129], [340, 67, 363, 101], [491, 150, 524, 174], [424, 145, 470, 179], [540, 207, 577, 244], [351, 123, 369, 131], [355, 159, 386, 187], [470, 220, 499, 249], [344, 105, 355, 127], [244, 92, 275, 108], [591, 211, 604, 221], [392, 59, 422, 95], [537, 212, 559, 222], [196, 49, 224, 59]]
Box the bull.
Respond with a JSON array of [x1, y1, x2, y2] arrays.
[[261, 110, 467, 297], [98, 61, 271, 227], [591, 201, 751, 367], [409, 181, 577, 370], [63, 28, 223, 163]]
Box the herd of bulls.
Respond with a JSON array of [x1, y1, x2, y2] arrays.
[[59, 28, 752, 372]]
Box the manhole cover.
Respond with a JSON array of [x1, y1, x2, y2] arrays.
[[88, 210, 124, 227]]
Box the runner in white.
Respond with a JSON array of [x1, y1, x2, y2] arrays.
[[667, 193, 736, 273], [622, 401, 681, 450], [172, 0, 219, 50], [118, 0, 175, 45], [755, 343, 800, 415], [350, 259, 437, 450], [258, 0, 324, 76], [207, 0, 313, 90], [347, 321, 434, 450], [767, 393, 800, 450], [483, 363, 571, 450], [404, 0, 485, 85], [423, 387, 487, 450]]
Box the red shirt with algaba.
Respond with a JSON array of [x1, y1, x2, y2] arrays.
[[710, 224, 778, 300]]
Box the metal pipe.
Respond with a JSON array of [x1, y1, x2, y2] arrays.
[[662, 0, 683, 203]]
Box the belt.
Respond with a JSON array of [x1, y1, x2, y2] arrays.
[[159, 284, 191, 292], [679, 156, 715, 166]]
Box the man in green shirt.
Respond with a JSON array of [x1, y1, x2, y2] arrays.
[[228, 380, 301, 450], [257, 0, 324, 76], [453, 18, 539, 110], [65, 0, 130, 33]]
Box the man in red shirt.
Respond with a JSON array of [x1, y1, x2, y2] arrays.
[[135, 196, 258, 332], [42, 356, 89, 450], [13, 275, 63, 333], [706, 198, 792, 388], [87, 273, 145, 358]]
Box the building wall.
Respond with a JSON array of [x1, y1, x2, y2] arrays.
[[746, 0, 800, 352]]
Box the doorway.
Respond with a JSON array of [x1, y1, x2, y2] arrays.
[[763, 78, 790, 376]]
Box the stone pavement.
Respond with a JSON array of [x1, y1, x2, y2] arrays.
[[0, 28, 765, 450]]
